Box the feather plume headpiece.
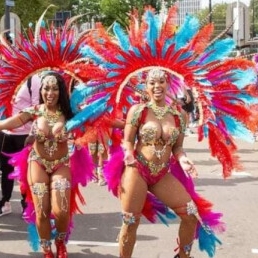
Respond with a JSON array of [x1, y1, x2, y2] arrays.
[[73, 5, 258, 177], [0, 5, 97, 118]]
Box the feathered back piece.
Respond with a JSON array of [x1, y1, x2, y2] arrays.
[[75, 5, 258, 178]]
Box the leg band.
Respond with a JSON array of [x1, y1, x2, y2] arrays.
[[40, 239, 52, 250], [121, 211, 140, 225], [98, 143, 105, 154], [32, 183, 49, 216], [174, 238, 194, 258], [88, 142, 97, 155], [56, 232, 67, 241], [52, 178, 71, 212], [182, 241, 193, 256]]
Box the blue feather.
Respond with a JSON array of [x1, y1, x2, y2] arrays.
[[132, 46, 141, 57], [156, 208, 177, 226], [80, 45, 103, 65], [66, 96, 109, 131], [70, 83, 100, 114], [113, 22, 130, 52], [232, 69, 257, 89], [236, 93, 258, 105], [28, 223, 40, 251], [144, 11, 160, 56], [222, 116, 255, 142], [173, 14, 200, 51], [200, 38, 235, 64], [198, 226, 222, 258]]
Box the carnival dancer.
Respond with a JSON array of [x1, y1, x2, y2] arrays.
[[0, 9, 95, 255], [0, 72, 93, 258], [74, 5, 258, 258]]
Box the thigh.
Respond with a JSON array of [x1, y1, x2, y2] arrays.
[[149, 173, 191, 210], [27, 161, 51, 214], [119, 166, 148, 214], [27, 161, 50, 185]]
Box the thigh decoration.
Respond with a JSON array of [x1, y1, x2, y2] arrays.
[[32, 182, 49, 217], [52, 178, 71, 212]]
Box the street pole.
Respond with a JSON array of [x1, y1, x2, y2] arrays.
[[209, 0, 212, 23], [4, 1, 10, 33], [253, 0, 255, 38], [237, 0, 240, 48], [4, 0, 15, 40]]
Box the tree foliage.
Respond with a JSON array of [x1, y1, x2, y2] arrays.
[[196, 3, 227, 37], [0, 0, 71, 29], [0, 0, 187, 33], [250, 0, 258, 37]]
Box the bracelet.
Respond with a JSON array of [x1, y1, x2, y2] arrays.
[[174, 151, 186, 161]]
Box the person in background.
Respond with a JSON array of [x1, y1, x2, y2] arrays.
[[177, 87, 195, 135], [0, 74, 41, 217]]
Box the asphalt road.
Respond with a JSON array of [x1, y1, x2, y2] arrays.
[[0, 134, 257, 258]]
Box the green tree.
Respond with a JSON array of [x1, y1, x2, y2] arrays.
[[0, 0, 60, 31], [197, 3, 227, 38], [250, 0, 258, 38], [99, 0, 178, 27]]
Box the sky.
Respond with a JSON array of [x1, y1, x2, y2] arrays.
[[201, 0, 250, 8]]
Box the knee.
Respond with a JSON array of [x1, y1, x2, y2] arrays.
[[180, 213, 198, 227], [120, 211, 141, 236], [174, 200, 199, 225], [36, 208, 51, 222]]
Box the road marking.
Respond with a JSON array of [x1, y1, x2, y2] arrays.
[[252, 249, 258, 254], [231, 171, 252, 177], [68, 240, 118, 247]]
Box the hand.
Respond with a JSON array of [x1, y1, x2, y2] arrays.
[[178, 155, 198, 178], [123, 151, 136, 166]]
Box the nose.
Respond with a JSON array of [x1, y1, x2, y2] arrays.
[[47, 88, 55, 94], [154, 81, 160, 87]]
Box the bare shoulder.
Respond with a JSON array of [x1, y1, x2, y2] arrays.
[[128, 103, 143, 113]]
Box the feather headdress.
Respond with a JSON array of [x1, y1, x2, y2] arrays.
[[0, 5, 96, 118], [72, 5, 258, 178]]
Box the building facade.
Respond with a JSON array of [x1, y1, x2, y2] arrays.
[[177, 0, 201, 25]]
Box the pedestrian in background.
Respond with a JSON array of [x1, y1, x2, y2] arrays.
[[0, 74, 41, 217]]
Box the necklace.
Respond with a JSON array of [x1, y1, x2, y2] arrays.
[[43, 107, 62, 126], [148, 102, 170, 120]]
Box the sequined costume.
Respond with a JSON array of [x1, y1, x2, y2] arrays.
[[129, 103, 185, 185], [6, 104, 94, 251], [103, 103, 225, 257], [29, 149, 70, 174]]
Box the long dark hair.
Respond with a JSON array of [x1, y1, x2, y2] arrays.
[[39, 72, 73, 120]]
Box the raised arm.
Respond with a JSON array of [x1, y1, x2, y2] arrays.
[[0, 112, 32, 131]]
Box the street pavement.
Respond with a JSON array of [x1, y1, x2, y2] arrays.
[[0, 133, 257, 258]]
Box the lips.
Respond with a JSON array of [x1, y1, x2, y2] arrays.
[[153, 90, 163, 97]]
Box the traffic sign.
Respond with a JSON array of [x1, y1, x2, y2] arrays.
[[5, 0, 15, 7]]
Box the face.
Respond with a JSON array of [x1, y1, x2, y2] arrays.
[[41, 75, 60, 107], [145, 69, 168, 102]]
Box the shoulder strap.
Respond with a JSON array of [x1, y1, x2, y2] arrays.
[[27, 77, 32, 97], [130, 104, 146, 127]]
